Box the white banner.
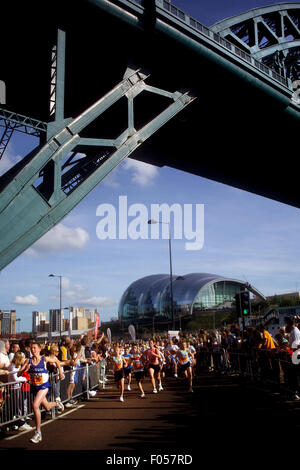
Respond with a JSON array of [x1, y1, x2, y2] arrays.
[[128, 324, 136, 341], [107, 328, 112, 343], [168, 330, 180, 340]]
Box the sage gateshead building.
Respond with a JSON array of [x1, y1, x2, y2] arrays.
[[118, 273, 265, 328]]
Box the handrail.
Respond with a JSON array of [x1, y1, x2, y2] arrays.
[[126, 0, 290, 89]]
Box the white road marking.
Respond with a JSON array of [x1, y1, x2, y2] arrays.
[[4, 404, 85, 441]]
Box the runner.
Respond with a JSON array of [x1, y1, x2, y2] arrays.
[[176, 341, 193, 393], [142, 339, 162, 393], [155, 340, 165, 389], [187, 340, 197, 377], [122, 346, 133, 391], [130, 344, 146, 398], [46, 345, 65, 411], [108, 346, 128, 402], [166, 339, 179, 377], [65, 342, 82, 408], [27, 342, 64, 444]]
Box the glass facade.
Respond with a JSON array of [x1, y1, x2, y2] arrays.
[[118, 273, 263, 327]]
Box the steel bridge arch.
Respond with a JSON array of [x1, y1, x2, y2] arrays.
[[211, 3, 300, 80]]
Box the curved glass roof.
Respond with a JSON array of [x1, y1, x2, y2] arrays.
[[119, 273, 265, 323]]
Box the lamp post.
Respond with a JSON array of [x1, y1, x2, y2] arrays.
[[152, 313, 157, 336], [49, 274, 63, 339], [64, 306, 71, 336], [148, 219, 175, 330]]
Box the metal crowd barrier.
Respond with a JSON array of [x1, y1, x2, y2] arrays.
[[0, 363, 103, 428], [195, 348, 300, 394], [0, 379, 33, 428]]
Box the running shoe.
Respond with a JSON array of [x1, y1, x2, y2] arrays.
[[141, 392, 145, 398], [120, 396, 124, 402], [153, 388, 158, 393], [30, 431, 42, 444], [127, 385, 131, 391], [174, 374, 178, 378], [56, 400, 65, 412], [189, 387, 194, 393], [19, 423, 33, 431], [158, 384, 163, 391], [89, 390, 97, 397], [65, 400, 77, 408]]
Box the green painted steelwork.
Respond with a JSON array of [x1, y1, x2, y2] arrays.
[[2, 0, 300, 271], [0, 64, 195, 270]]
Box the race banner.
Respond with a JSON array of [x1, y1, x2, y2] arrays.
[[107, 328, 112, 343], [128, 324, 136, 341], [94, 313, 100, 341], [168, 330, 180, 340]]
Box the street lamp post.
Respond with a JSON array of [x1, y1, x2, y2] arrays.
[[148, 219, 175, 330], [64, 306, 71, 336], [16, 318, 21, 335], [49, 274, 63, 339]]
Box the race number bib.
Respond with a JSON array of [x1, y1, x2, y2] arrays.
[[30, 375, 43, 386]]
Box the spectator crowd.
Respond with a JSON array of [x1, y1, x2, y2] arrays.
[[1, 315, 300, 441]]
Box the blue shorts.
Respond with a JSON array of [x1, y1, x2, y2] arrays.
[[31, 382, 51, 396]]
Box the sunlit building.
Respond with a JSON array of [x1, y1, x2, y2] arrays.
[[118, 273, 265, 328], [32, 311, 47, 333], [0, 309, 17, 335]]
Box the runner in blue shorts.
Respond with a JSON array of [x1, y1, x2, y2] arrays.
[[26, 342, 64, 444], [123, 346, 133, 391]]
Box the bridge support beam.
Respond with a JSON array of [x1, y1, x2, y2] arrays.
[[0, 65, 196, 270]]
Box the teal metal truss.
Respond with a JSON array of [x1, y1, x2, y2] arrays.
[[211, 3, 300, 81], [0, 29, 196, 270]]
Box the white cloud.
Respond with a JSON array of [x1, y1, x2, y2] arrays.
[[13, 294, 38, 306], [103, 167, 121, 188], [26, 224, 89, 255], [64, 290, 77, 299], [61, 277, 70, 289], [123, 159, 159, 186], [74, 284, 87, 292], [0, 144, 23, 176]]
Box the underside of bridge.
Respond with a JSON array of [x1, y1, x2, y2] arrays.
[[0, 0, 299, 269], [1, 0, 299, 200]]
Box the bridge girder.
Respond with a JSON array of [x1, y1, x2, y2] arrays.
[[0, 38, 195, 270], [1, 0, 300, 272], [211, 3, 300, 81]]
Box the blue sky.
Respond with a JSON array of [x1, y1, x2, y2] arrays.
[[1, 0, 300, 332], [174, 0, 281, 25]]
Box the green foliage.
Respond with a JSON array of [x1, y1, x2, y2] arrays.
[[188, 310, 236, 330]]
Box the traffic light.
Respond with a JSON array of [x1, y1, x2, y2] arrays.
[[234, 291, 251, 317], [234, 293, 241, 317], [240, 291, 251, 315]]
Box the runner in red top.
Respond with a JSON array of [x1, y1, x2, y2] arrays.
[[142, 339, 162, 394], [129, 344, 146, 398]]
